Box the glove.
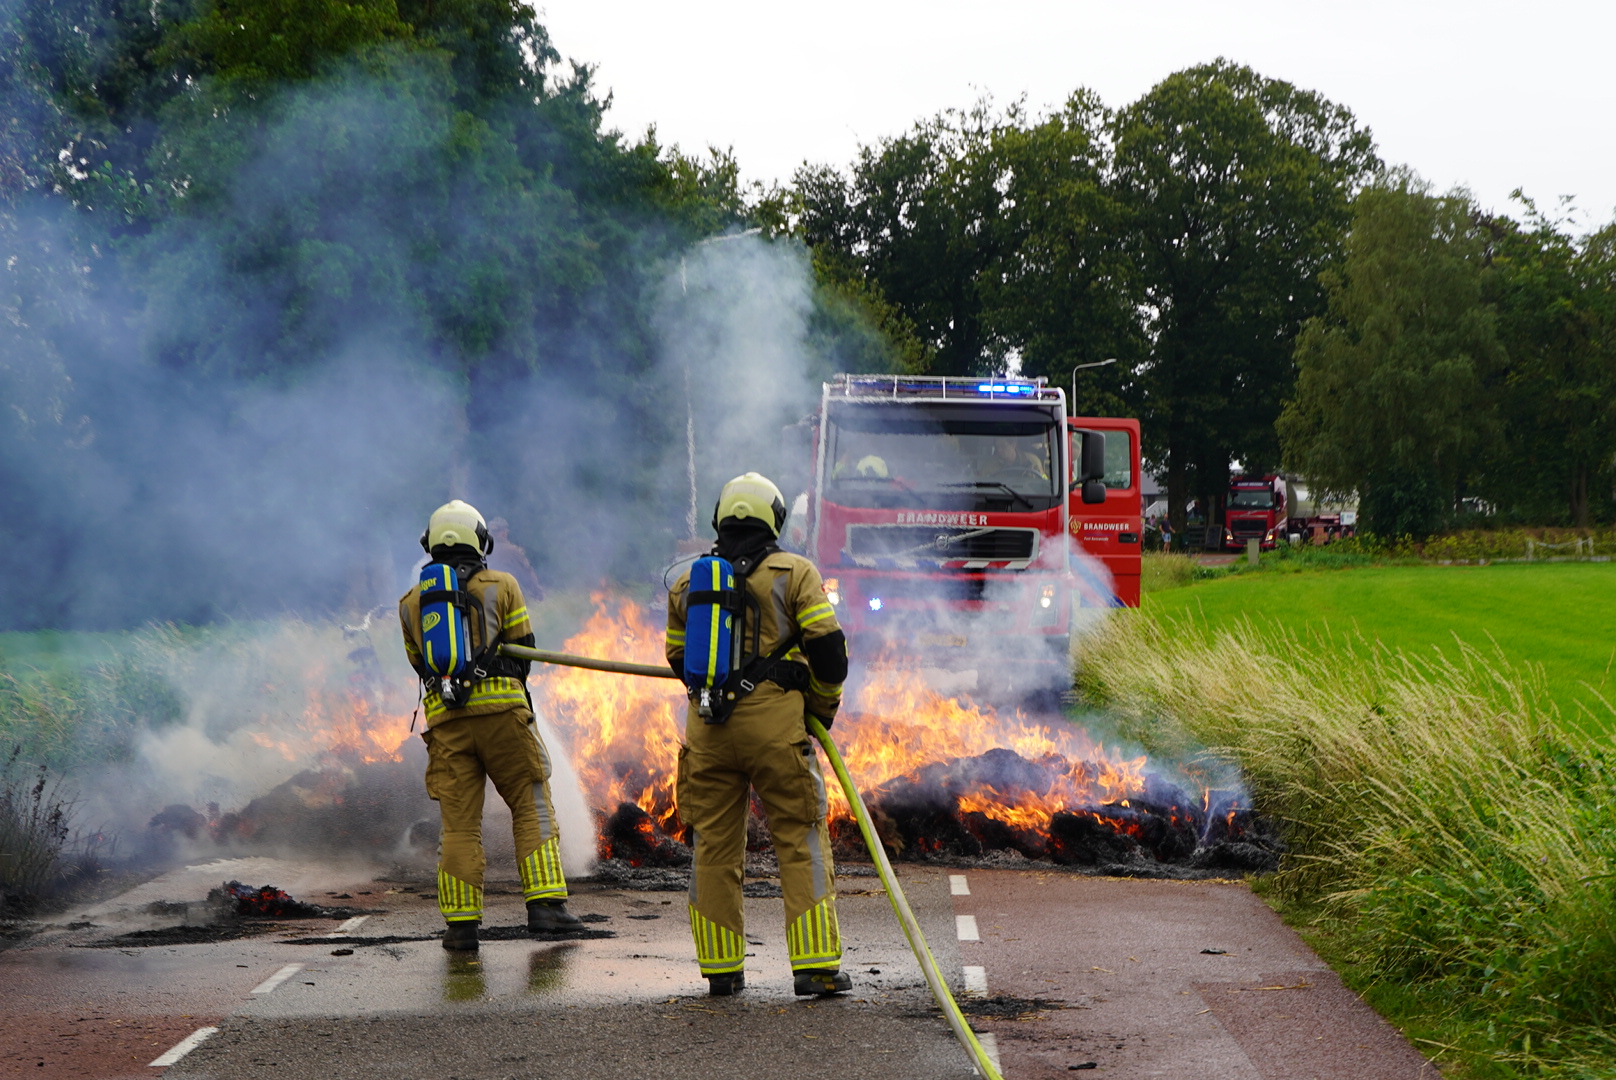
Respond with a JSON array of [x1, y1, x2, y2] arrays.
[[807, 712, 834, 733]]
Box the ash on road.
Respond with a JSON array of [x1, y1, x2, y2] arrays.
[[1, 858, 1433, 1079]]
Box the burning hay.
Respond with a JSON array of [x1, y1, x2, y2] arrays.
[[537, 595, 1278, 876], [137, 595, 1274, 879]]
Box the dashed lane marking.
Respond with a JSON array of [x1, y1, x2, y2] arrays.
[[976, 1030, 1002, 1075], [963, 965, 988, 996], [949, 874, 971, 896], [956, 914, 980, 941], [149, 1026, 219, 1067], [251, 963, 304, 994], [333, 915, 370, 936]]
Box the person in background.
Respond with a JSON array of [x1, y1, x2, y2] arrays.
[[486, 517, 544, 602]]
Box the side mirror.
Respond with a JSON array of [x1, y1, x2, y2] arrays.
[[1080, 431, 1107, 483], [1082, 479, 1106, 505]]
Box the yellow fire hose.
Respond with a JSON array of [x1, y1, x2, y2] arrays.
[[498, 642, 1004, 1080]]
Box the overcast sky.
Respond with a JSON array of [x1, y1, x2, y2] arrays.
[[540, 0, 1615, 230]]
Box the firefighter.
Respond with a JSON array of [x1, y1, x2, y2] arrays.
[[666, 473, 851, 996], [399, 500, 582, 951]]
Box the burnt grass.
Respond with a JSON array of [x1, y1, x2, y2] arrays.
[[80, 922, 294, 947], [957, 995, 1069, 1019]]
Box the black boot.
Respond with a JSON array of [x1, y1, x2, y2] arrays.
[[527, 900, 584, 933], [793, 968, 851, 996], [707, 971, 745, 996], [442, 920, 479, 951]]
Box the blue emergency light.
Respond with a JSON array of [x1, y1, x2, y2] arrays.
[[976, 383, 1035, 395]]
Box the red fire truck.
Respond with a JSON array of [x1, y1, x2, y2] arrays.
[[1067, 415, 1143, 607], [789, 374, 1140, 691]]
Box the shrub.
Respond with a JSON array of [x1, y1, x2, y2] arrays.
[[0, 746, 74, 908]]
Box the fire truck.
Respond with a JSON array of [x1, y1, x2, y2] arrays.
[[784, 374, 1140, 692]]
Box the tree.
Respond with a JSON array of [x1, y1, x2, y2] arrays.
[[1279, 173, 1504, 538], [1110, 59, 1378, 538], [793, 101, 1019, 376], [1485, 198, 1616, 526], [984, 91, 1139, 415]]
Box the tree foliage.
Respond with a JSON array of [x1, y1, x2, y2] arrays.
[[0, 0, 904, 629], [1111, 60, 1378, 531], [1280, 174, 1504, 537], [790, 62, 1378, 531]]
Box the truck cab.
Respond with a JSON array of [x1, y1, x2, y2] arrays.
[[1224, 474, 1286, 550], [802, 375, 1074, 688], [1067, 417, 1142, 607]]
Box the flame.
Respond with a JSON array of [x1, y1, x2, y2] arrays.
[[537, 593, 684, 835], [834, 666, 1149, 832], [242, 649, 416, 767], [534, 593, 1174, 853]]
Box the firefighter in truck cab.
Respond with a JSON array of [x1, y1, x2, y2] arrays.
[[665, 473, 852, 996], [400, 500, 583, 950]]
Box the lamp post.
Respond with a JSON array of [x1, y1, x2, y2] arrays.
[[1070, 357, 1117, 408]]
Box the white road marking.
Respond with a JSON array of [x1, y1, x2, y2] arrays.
[[250, 963, 304, 994], [949, 874, 971, 896], [333, 915, 369, 936], [149, 1026, 219, 1067], [956, 914, 980, 941], [963, 965, 988, 996], [976, 1030, 1003, 1075]]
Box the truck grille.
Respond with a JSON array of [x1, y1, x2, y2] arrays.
[[1229, 519, 1267, 538], [858, 575, 991, 603], [845, 525, 1037, 563]]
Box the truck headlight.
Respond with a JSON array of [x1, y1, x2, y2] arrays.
[[824, 578, 840, 607], [1039, 584, 1055, 609]]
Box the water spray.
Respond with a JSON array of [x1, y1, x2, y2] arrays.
[[498, 641, 1005, 1080]]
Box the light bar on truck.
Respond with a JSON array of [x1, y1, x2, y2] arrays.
[[828, 374, 1062, 402]]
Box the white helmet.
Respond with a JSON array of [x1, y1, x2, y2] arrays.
[[419, 500, 493, 555], [711, 473, 787, 537]]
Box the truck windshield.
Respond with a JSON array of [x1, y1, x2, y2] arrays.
[[1228, 490, 1274, 509], [823, 404, 1061, 511]]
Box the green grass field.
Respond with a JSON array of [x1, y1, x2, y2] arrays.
[[1145, 561, 1616, 729]]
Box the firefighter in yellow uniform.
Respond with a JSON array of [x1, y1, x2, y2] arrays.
[[666, 474, 851, 996], [399, 500, 582, 951]]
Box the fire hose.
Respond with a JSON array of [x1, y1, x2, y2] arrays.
[[497, 642, 1004, 1080]]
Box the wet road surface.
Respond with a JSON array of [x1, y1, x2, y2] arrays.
[[2, 858, 1434, 1078]]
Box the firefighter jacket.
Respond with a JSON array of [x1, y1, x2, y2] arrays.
[[665, 550, 844, 721], [399, 567, 532, 727]]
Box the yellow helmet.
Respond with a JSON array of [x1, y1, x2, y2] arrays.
[[419, 500, 493, 555], [711, 472, 787, 537]]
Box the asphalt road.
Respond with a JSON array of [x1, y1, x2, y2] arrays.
[[2, 857, 1435, 1079]]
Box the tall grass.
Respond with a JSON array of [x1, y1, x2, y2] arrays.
[[0, 746, 74, 908], [0, 653, 183, 772], [1076, 609, 1616, 1077], [1140, 551, 1206, 592]]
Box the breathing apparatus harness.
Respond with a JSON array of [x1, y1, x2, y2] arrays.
[[683, 544, 809, 724], [416, 553, 528, 708]]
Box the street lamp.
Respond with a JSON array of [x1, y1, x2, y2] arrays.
[[1071, 358, 1117, 407]]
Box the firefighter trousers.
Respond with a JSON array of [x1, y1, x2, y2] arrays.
[[422, 707, 567, 923], [675, 683, 841, 976]]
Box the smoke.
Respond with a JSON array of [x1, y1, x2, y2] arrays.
[[653, 233, 825, 527], [0, 42, 859, 871]]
